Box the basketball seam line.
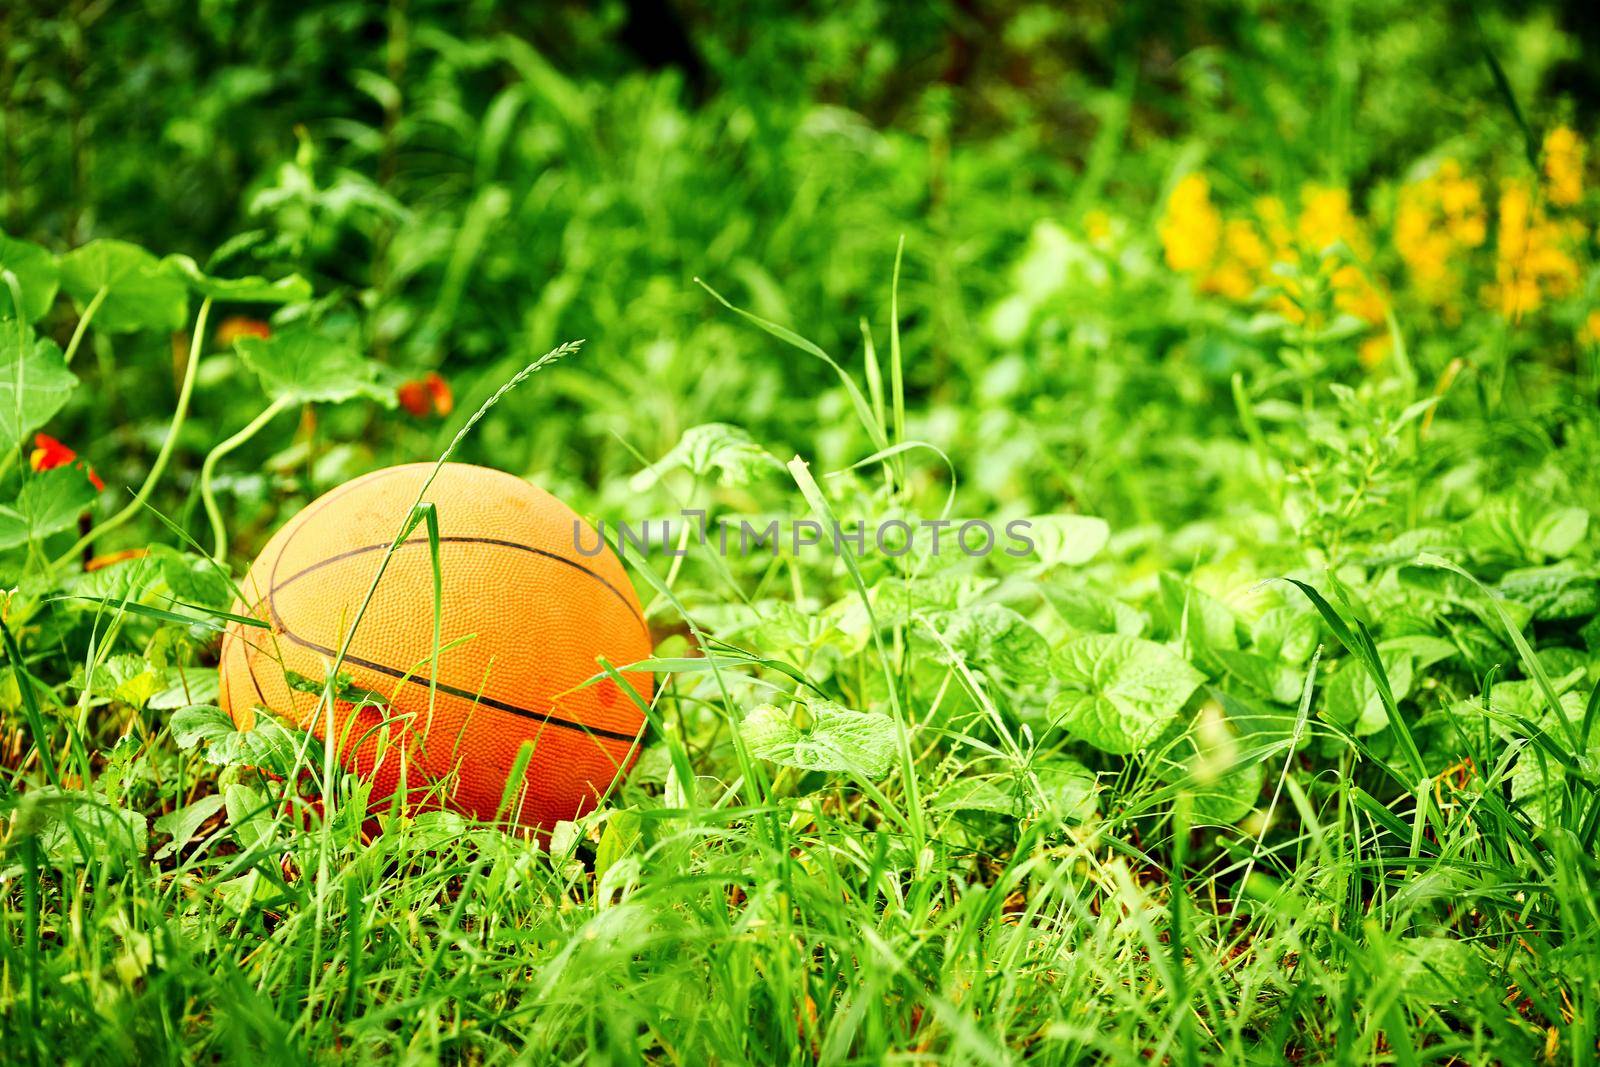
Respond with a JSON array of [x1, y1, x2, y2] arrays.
[[270, 536, 650, 635], [256, 479, 647, 746], [266, 621, 642, 743]]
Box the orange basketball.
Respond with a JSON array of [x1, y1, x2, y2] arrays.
[[217, 462, 653, 831]]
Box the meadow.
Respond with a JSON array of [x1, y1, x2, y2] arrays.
[[2, 2, 1600, 1063]]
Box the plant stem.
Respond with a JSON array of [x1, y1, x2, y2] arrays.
[[54, 297, 212, 570], [61, 284, 106, 365], [201, 394, 293, 560]]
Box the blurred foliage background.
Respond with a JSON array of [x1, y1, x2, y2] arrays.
[[3, 0, 1597, 543]]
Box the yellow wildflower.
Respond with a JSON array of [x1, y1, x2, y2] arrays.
[[1394, 159, 1487, 307], [1359, 333, 1392, 368], [1332, 264, 1386, 326], [1542, 126, 1584, 207], [1203, 218, 1270, 299], [1297, 184, 1367, 255], [1161, 174, 1222, 274], [1580, 310, 1600, 345], [1490, 179, 1582, 320], [1254, 196, 1294, 258]]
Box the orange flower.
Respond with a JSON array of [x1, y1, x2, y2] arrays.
[[216, 316, 272, 345], [397, 371, 453, 418], [31, 433, 104, 491]]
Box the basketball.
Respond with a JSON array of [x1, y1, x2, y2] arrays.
[[217, 462, 654, 831]]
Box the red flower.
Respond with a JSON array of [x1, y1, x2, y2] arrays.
[[398, 371, 453, 418], [216, 316, 272, 345], [31, 433, 105, 491]]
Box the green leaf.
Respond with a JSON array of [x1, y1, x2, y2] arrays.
[[1250, 606, 1319, 664], [1498, 565, 1600, 621], [149, 670, 219, 710], [58, 239, 189, 333], [1211, 648, 1304, 704], [153, 545, 234, 610], [595, 808, 645, 880], [15, 788, 148, 872], [0, 466, 95, 549], [1045, 584, 1148, 637], [740, 698, 897, 777], [223, 782, 275, 854], [171, 703, 316, 774], [1530, 506, 1589, 560], [1026, 514, 1110, 567], [1152, 702, 1268, 824], [153, 794, 226, 858], [84, 654, 167, 708], [938, 603, 1051, 684], [0, 232, 60, 322], [1376, 635, 1458, 672], [1032, 759, 1099, 821], [1325, 651, 1414, 736], [1161, 574, 1241, 651], [170, 704, 237, 749], [1390, 938, 1487, 1006], [933, 759, 1097, 822], [161, 254, 312, 304], [1049, 635, 1206, 753], [236, 329, 394, 406], [0, 332, 77, 446], [630, 422, 782, 491]]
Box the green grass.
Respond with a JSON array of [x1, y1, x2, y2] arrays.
[[4, 2, 1600, 1063]]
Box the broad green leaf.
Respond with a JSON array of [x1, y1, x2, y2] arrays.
[[1376, 635, 1458, 672], [0, 332, 77, 445], [161, 254, 312, 304], [148, 669, 220, 710], [595, 808, 645, 880], [938, 603, 1051, 684], [1212, 648, 1304, 704], [1188, 761, 1265, 824], [933, 759, 1097, 822], [152, 545, 234, 610], [1391, 938, 1487, 1006], [0, 232, 60, 322], [14, 788, 148, 872], [1530, 506, 1589, 560], [1050, 635, 1206, 753], [1025, 514, 1110, 567], [1161, 573, 1241, 651], [58, 239, 189, 333], [932, 774, 1016, 814], [1250, 606, 1319, 663], [84, 654, 167, 708], [1032, 759, 1098, 821], [171, 703, 316, 774], [740, 698, 897, 776], [153, 794, 227, 858], [1324, 651, 1414, 736], [1045, 584, 1148, 637], [170, 703, 236, 748], [0, 465, 95, 549], [1153, 701, 1267, 824], [1498, 565, 1600, 621], [1454, 673, 1588, 742], [630, 422, 782, 491], [236, 329, 394, 406], [223, 782, 276, 854]]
